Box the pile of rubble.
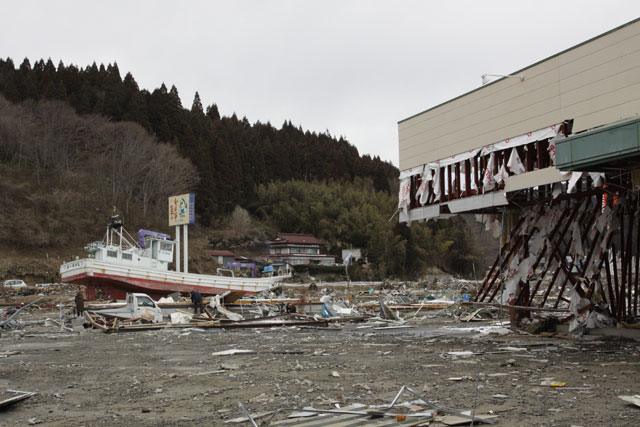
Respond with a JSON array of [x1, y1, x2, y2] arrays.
[[2, 275, 633, 340]]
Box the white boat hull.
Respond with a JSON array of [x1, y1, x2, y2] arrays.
[[60, 258, 288, 301]]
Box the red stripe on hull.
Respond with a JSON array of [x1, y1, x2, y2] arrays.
[[63, 272, 256, 301]]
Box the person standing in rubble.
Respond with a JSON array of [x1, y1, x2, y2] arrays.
[[190, 291, 202, 314], [74, 291, 85, 317]]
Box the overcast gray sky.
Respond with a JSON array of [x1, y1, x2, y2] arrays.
[[1, 1, 639, 166]]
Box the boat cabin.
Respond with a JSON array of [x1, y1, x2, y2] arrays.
[[85, 226, 176, 271], [140, 236, 175, 263]]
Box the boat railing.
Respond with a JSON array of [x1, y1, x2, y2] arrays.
[[217, 268, 235, 277]]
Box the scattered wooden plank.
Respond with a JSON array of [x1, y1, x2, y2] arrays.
[[189, 370, 226, 377], [0, 390, 37, 410]]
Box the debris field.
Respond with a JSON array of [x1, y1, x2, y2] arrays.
[[1, 304, 640, 426]]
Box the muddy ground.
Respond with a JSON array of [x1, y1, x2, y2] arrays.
[[1, 309, 640, 426]]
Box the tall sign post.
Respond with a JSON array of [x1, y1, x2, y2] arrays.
[[168, 193, 195, 273]]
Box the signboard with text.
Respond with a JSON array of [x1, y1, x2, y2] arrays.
[[168, 193, 195, 226]]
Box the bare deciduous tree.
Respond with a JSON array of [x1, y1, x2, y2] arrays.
[[0, 94, 199, 248]]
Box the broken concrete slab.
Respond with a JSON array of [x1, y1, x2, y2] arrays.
[[619, 395, 640, 408]]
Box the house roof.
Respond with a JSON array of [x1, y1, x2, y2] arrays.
[[266, 233, 326, 246], [205, 249, 236, 257]]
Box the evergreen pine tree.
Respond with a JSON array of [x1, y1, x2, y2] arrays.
[[103, 62, 126, 119], [206, 103, 220, 120], [52, 80, 69, 102], [107, 62, 122, 82], [123, 72, 139, 91], [86, 62, 100, 85], [123, 90, 150, 129], [0, 56, 401, 226], [169, 85, 182, 107], [74, 88, 91, 114], [32, 59, 45, 91], [19, 58, 31, 73], [191, 92, 204, 115], [156, 118, 171, 142], [43, 58, 56, 82], [0, 58, 22, 101]]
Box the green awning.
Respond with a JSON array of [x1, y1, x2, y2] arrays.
[[555, 117, 640, 171]]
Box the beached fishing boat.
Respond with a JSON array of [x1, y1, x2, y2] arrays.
[[60, 217, 289, 301]]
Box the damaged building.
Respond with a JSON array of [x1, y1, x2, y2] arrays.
[[397, 18, 640, 332]]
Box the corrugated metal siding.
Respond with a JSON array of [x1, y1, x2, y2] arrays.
[[399, 19, 640, 170], [271, 413, 432, 426]]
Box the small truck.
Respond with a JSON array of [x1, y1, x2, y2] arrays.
[[88, 293, 164, 323]]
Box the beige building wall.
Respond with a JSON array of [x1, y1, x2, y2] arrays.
[[399, 18, 640, 171]]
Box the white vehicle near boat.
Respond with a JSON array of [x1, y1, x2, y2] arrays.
[[2, 280, 28, 291], [87, 293, 164, 323]]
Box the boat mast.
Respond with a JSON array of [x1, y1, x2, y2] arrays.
[[106, 215, 125, 249]]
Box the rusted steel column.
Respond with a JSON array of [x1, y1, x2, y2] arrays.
[[604, 249, 616, 315], [626, 203, 634, 317], [473, 156, 480, 194], [479, 156, 485, 194], [409, 175, 419, 209], [510, 280, 531, 323], [464, 159, 471, 198], [617, 204, 627, 321], [540, 258, 564, 307], [538, 207, 582, 306], [487, 230, 540, 303], [553, 262, 575, 309], [612, 242, 621, 320], [586, 230, 616, 301], [586, 256, 605, 300], [483, 207, 538, 303], [527, 206, 580, 306], [552, 202, 598, 308], [571, 204, 603, 288], [475, 216, 525, 301], [555, 236, 594, 308], [478, 235, 523, 302], [540, 140, 550, 168], [490, 150, 500, 190], [573, 209, 601, 297], [619, 205, 627, 320], [447, 165, 452, 201], [577, 229, 601, 296], [455, 162, 461, 199], [440, 167, 445, 201], [512, 247, 543, 306], [635, 206, 640, 318]]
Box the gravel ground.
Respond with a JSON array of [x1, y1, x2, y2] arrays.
[[1, 311, 640, 426]]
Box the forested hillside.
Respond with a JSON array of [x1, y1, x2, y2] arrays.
[[0, 94, 197, 247], [0, 58, 397, 225], [0, 57, 487, 279], [252, 179, 483, 277]]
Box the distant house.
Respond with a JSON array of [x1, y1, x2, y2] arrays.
[[266, 233, 335, 266], [341, 248, 365, 264], [205, 250, 236, 267]]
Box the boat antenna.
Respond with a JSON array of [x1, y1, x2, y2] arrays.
[[108, 215, 124, 230]]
